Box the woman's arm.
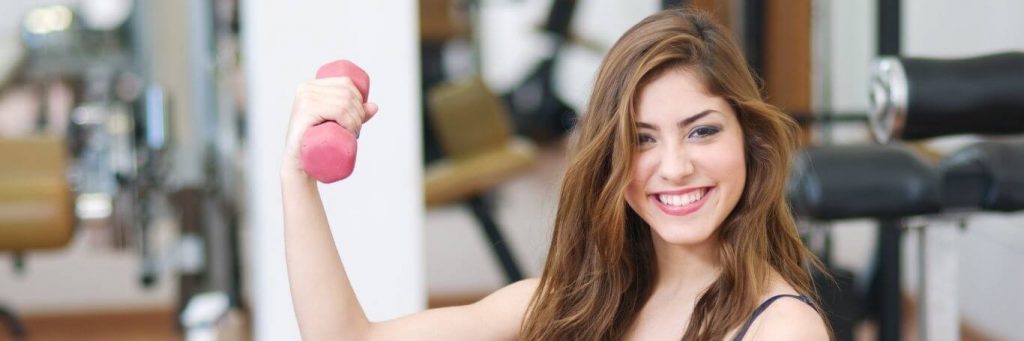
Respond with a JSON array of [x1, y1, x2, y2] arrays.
[[369, 278, 538, 340], [282, 77, 537, 340], [282, 171, 371, 339], [282, 76, 374, 340], [283, 177, 537, 340]]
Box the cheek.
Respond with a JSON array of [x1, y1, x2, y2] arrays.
[[703, 136, 746, 186], [625, 154, 656, 206]]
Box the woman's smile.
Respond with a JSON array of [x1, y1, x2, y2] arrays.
[[648, 186, 715, 216]]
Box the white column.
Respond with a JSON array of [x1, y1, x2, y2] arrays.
[[918, 220, 961, 341], [242, 1, 424, 340]]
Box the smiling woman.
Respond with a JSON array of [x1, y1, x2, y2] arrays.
[[282, 6, 829, 341], [520, 8, 831, 340]]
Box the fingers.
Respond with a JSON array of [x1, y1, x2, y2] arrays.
[[362, 102, 379, 123], [292, 79, 369, 135], [301, 80, 364, 105], [337, 98, 365, 137]]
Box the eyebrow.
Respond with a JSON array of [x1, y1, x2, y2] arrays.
[[636, 109, 718, 130]]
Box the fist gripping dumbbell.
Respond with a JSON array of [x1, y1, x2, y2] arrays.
[[300, 60, 371, 183]]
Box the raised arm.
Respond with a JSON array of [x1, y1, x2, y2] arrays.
[[281, 77, 537, 340], [282, 76, 376, 339]]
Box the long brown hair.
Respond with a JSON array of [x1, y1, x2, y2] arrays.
[[520, 7, 824, 340]]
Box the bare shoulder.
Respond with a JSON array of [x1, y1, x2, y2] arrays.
[[476, 278, 540, 313], [743, 273, 830, 340], [748, 296, 829, 340], [471, 278, 541, 333]]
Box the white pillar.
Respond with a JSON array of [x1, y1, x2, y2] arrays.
[[918, 220, 961, 341], [242, 1, 424, 339]]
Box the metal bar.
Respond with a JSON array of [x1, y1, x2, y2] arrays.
[[0, 305, 26, 339], [743, 0, 765, 77], [878, 0, 901, 55], [466, 195, 524, 283], [662, 0, 687, 9], [874, 219, 903, 341]]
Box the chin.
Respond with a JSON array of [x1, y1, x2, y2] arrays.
[[649, 221, 718, 247]]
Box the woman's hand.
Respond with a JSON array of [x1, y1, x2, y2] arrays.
[[281, 77, 379, 180]]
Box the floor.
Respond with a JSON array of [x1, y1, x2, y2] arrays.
[[6, 297, 991, 341], [15, 310, 179, 341]]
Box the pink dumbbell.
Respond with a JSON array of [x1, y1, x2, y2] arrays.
[[300, 60, 371, 183]]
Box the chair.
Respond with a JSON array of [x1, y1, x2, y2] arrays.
[[425, 76, 538, 283], [0, 136, 75, 339]]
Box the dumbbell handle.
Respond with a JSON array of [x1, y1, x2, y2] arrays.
[[299, 60, 371, 183]]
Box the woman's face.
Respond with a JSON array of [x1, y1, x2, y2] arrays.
[[624, 68, 746, 247]]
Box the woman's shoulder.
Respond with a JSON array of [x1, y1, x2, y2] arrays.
[[744, 295, 828, 340], [465, 278, 539, 337], [484, 278, 540, 302], [474, 278, 540, 318], [739, 276, 829, 340]]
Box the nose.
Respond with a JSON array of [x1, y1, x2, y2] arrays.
[[657, 143, 694, 184]]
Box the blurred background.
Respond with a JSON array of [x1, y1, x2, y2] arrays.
[[0, 0, 1022, 340]]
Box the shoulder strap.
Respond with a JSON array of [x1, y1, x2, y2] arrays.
[[731, 294, 814, 341]]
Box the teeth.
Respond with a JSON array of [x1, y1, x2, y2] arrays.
[[657, 188, 706, 207]]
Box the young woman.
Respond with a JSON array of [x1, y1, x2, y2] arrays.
[[282, 7, 830, 341]]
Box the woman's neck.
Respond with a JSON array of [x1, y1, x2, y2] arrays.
[[650, 234, 722, 298]]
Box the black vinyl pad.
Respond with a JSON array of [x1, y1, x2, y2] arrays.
[[902, 52, 1024, 139], [941, 140, 1024, 212], [789, 145, 942, 220]]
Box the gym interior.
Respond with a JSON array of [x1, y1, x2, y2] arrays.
[[1, 0, 1022, 340]]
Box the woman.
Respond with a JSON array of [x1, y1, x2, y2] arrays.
[[282, 7, 830, 341]]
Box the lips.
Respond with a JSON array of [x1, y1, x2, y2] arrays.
[[649, 186, 714, 216]]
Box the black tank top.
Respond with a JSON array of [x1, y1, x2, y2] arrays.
[[731, 294, 815, 341]]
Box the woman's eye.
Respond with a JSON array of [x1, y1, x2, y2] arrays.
[[688, 126, 720, 139], [638, 134, 655, 145]]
